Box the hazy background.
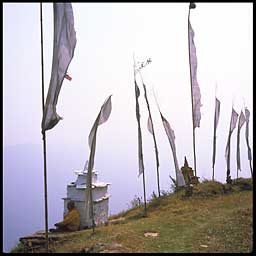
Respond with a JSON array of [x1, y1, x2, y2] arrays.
[[3, 3, 253, 252]]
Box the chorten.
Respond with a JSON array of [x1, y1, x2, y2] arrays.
[[181, 157, 199, 185], [62, 161, 111, 229]]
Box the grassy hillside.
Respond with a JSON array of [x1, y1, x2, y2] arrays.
[[11, 178, 253, 253]]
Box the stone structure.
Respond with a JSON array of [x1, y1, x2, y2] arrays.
[[62, 162, 110, 229], [181, 157, 199, 185]]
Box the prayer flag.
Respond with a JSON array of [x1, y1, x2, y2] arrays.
[[133, 58, 148, 216], [189, 20, 202, 129], [153, 91, 185, 187], [147, 115, 153, 135], [160, 113, 186, 187], [88, 95, 112, 149], [245, 107, 253, 176], [236, 111, 246, 173], [245, 108, 252, 161], [85, 95, 112, 228], [41, 3, 76, 132], [142, 82, 160, 195], [225, 108, 238, 182], [212, 97, 221, 169], [146, 105, 159, 172], [134, 79, 145, 177]]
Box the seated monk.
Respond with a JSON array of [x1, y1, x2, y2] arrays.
[[50, 200, 80, 232]]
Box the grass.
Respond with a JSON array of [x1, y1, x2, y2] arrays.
[[11, 178, 253, 253]]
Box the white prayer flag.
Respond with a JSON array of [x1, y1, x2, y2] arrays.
[[225, 108, 239, 160], [85, 95, 112, 228], [214, 98, 221, 128], [229, 108, 239, 134], [152, 89, 185, 186], [142, 80, 160, 195], [238, 111, 246, 130], [88, 95, 112, 149], [146, 98, 160, 173], [160, 113, 185, 187], [212, 97, 221, 169], [225, 108, 239, 182], [41, 3, 77, 132], [245, 108, 252, 161], [134, 80, 144, 177], [147, 115, 153, 135], [189, 20, 202, 129], [236, 110, 246, 172]]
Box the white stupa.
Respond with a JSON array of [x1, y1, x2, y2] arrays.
[[62, 161, 111, 229]]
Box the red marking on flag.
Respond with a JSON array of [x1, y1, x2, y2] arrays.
[[65, 74, 72, 81]]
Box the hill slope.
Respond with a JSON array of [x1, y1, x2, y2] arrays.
[[12, 178, 253, 253]]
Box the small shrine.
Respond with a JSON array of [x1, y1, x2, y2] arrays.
[[62, 161, 111, 229], [181, 157, 199, 185]]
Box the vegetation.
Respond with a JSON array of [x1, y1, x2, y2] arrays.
[[11, 178, 253, 253]]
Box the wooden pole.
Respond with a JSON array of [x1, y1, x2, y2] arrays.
[[40, 2, 49, 252], [188, 7, 197, 177], [212, 84, 217, 181], [249, 160, 253, 178], [244, 103, 253, 179], [226, 105, 233, 183], [142, 162, 147, 217], [133, 54, 147, 217], [226, 133, 231, 183], [236, 128, 240, 179], [88, 115, 100, 233], [138, 71, 161, 197]]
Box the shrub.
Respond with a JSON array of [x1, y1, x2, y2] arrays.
[[231, 178, 253, 191], [160, 189, 170, 197], [192, 180, 225, 197], [129, 195, 143, 208], [223, 178, 253, 193], [148, 191, 158, 202]]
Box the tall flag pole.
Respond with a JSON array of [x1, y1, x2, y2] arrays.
[[225, 107, 238, 183], [244, 107, 253, 177], [136, 59, 161, 197], [133, 54, 147, 216], [212, 85, 221, 180], [86, 95, 112, 232], [153, 88, 186, 188], [40, 3, 76, 250], [188, 2, 201, 178], [236, 110, 246, 178], [40, 3, 49, 251]]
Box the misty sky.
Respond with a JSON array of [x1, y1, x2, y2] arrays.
[[3, 2, 253, 252]]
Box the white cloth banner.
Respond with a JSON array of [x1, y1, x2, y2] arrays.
[[245, 108, 252, 161], [229, 108, 239, 134], [85, 95, 112, 226], [88, 95, 112, 149], [134, 80, 144, 177], [41, 3, 77, 132], [212, 97, 221, 168], [236, 111, 246, 171], [189, 20, 202, 129], [225, 108, 238, 168], [147, 115, 153, 135], [161, 114, 185, 187]]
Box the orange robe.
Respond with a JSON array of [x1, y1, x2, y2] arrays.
[[57, 208, 80, 231]]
